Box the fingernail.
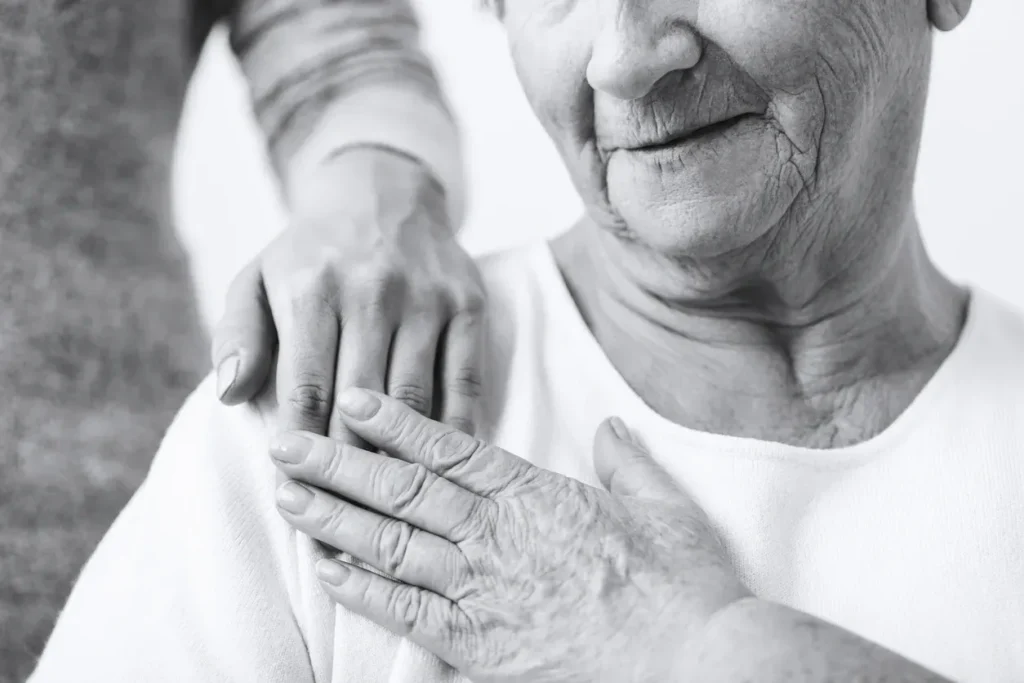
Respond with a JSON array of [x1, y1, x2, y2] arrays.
[[609, 417, 631, 441], [336, 389, 381, 420], [316, 559, 350, 586], [216, 356, 240, 399], [276, 481, 314, 513], [271, 433, 312, 464]]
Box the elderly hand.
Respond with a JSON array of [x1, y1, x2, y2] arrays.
[[269, 389, 753, 683], [210, 147, 485, 442]]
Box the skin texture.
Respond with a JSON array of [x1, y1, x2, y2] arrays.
[[264, 0, 977, 680], [499, 0, 969, 448], [211, 148, 486, 445], [211, 0, 488, 443], [271, 390, 953, 682], [271, 391, 753, 683]]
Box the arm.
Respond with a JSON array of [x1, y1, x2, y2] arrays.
[[676, 598, 953, 682], [207, 0, 485, 445], [228, 0, 465, 226]]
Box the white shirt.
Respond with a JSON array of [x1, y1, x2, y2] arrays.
[[31, 241, 1024, 682]]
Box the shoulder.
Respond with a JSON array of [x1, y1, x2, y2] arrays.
[[154, 374, 275, 493], [470, 242, 555, 440], [940, 288, 1024, 447], [474, 241, 551, 302], [960, 288, 1024, 386]]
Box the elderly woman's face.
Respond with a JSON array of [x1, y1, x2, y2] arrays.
[[500, 0, 932, 256]]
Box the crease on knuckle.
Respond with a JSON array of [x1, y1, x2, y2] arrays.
[[389, 382, 432, 415], [447, 497, 491, 544], [321, 443, 348, 482], [349, 270, 405, 315], [375, 519, 413, 577], [287, 381, 332, 418], [395, 409, 431, 452], [390, 463, 432, 518], [425, 429, 485, 478], [386, 585, 424, 635], [454, 284, 487, 315], [287, 277, 334, 313], [447, 367, 483, 400], [317, 501, 350, 537]]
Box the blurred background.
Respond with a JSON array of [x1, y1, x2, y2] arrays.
[[174, 0, 1023, 331]]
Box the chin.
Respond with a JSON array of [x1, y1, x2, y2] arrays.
[[603, 121, 799, 258], [607, 173, 795, 261]]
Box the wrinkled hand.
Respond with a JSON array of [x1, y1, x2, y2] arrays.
[[269, 389, 753, 683], [211, 148, 485, 442]]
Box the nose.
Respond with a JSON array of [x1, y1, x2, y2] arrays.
[[586, 2, 703, 101]]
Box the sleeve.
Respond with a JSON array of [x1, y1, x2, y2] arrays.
[[229, 0, 465, 228], [28, 376, 329, 683]]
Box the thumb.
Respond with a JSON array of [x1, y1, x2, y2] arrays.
[[593, 417, 684, 502], [210, 264, 275, 405], [927, 0, 971, 31]]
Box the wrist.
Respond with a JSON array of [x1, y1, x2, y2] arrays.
[[287, 146, 453, 241], [281, 86, 465, 229]]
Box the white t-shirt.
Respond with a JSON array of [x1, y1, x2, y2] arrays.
[[31, 241, 1024, 683]]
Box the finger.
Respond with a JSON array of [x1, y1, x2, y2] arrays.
[[327, 311, 392, 443], [437, 309, 485, 436], [275, 480, 467, 596], [270, 431, 487, 543], [210, 264, 276, 404], [927, 0, 971, 31], [387, 317, 442, 418], [593, 418, 685, 502], [314, 558, 467, 665], [274, 293, 340, 434], [334, 388, 533, 497]]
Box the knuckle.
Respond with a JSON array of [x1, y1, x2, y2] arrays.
[[389, 408, 425, 449], [375, 519, 414, 577], [317, 501, 350, 536], [350, 268, 405, 310], [349, 294, 388, 320], [447, 497, 492, 543], [426, 429, 485, 476], [416, 283, 447, 305], [321, 443, 348, 481], [389, 383, 432, 415], [388, 463, 432, 517], [386, 585, 424, 634], [448, 368, 483, 399], [287, 381, 332, 419], [457, 289, 487, 316], [282, 272, 336, 311]]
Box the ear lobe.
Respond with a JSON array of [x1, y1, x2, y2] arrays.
[[928, 0, 972, 32]]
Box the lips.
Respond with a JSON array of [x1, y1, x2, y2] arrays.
[[595, 41, 771, 155], [626, 112, 762, 152]]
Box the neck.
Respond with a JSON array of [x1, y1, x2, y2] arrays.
[[552, 211, 968, 447]]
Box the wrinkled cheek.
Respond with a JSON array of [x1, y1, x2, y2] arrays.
[[545, 92, 624, 232], [508, 33, 623, 231]]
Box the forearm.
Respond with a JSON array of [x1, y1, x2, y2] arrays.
[[228, 0, 464, 224], [677, 598, 953, 682]]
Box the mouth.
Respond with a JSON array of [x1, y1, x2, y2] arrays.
[[629, 113, 762, 152]]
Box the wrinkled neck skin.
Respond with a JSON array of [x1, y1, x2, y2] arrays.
[[551, 184, 968, 449]]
